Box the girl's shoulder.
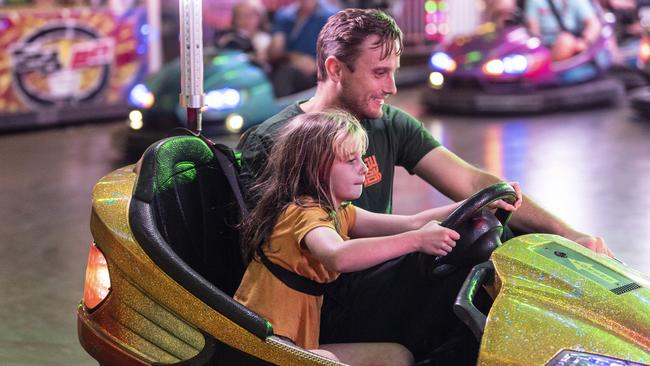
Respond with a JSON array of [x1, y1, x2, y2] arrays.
[[282, 201, 329, 218], [280, 200, 356, 227]]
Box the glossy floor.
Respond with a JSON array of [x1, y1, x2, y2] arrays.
[[1, 86, 649, 365]]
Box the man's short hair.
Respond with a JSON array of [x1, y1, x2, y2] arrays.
[[316, 8, 403, 81]]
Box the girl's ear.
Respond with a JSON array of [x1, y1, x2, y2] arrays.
[[324, 56, 343, 82]]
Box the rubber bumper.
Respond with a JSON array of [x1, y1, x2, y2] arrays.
[[423, 76, 624, 114], [629, 86, 650, 116], [77, 303, 151, 366]]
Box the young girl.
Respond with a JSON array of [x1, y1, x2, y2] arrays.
[[234, 110, 517, 365]]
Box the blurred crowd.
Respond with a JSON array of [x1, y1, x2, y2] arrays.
[[156, 0, 648, 73], [485, 0, 643, 61], [207, 0, 392, 96]]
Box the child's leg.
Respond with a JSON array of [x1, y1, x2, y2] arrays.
[[318, 342, 413, 366], [309, 348, 340, 362], [320, 253, 480, 362], [552, 32, 579, 61]]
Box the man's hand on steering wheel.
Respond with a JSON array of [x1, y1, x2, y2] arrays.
[[487, 181, 522, 212], [570, 232, 615, 258]]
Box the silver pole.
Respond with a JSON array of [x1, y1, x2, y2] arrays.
[[178, 0, 204, 134], [146, 0, 162, 73]]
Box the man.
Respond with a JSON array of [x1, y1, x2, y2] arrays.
[[239, 8, 613, 361], [267, 0, 337, 96], [526, 0, 601, 61]]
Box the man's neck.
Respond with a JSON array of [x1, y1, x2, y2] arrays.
[[300, 83, 340, 113]]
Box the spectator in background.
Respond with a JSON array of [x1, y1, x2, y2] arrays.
[[268, 0, 338, 97], [485, 0, 523, 28], [526, 0, 602, 61], [214, 0, 272, 70]]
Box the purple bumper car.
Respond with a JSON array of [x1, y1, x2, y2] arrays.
[[422, 23, 624, 114]]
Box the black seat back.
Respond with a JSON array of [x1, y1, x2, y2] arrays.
[[129, 135, 270, 339]]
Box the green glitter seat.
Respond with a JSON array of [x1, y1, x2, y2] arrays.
[[129, 135, 272, 340]]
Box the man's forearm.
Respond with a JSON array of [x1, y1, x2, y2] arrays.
[[508, 194, 573, 236], [469, 171, 574, 237]]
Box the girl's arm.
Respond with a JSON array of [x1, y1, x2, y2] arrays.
[[350, 178, 522, 239], [304, 222, 459, 273], [348, 203, 463, 238]]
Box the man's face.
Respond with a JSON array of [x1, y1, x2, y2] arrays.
[[338, 36, 399, 119]]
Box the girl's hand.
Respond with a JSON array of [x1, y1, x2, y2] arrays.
[[417, 221, 460, 257], [488, 181, 522, 212]]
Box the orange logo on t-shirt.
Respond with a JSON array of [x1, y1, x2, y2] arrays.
[[363, 155, 382, 187]]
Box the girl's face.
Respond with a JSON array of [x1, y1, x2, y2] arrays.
[[329, 150, 368, 207]]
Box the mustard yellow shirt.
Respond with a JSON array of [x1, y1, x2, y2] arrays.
[[234, 203, 356, 349]]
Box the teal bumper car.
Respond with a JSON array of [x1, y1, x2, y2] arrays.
[[119, 48, 314, 157]]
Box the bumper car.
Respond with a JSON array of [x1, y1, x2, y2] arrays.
[[422, 22, 625, 114], [118, 48, 314, 157], [626, 4, 650, 116], [628, 33, 650, 115], [77, 134, 650, 366]]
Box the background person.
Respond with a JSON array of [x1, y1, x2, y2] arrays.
[[213, 0, 272, 69], [267, 0, 338, 96], [485, 0, 523, 28], [526, 0, 602, 60]]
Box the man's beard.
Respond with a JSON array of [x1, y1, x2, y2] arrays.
[[339, 84, 382, 120]]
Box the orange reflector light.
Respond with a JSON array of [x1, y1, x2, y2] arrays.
[[640, 38, 650, 64], [483, 59, 504, 76], [83, 243, 111, 310]]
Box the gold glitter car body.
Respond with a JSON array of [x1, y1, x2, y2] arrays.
[[77, 136, 650, 366]]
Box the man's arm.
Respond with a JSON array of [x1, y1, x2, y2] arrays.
[[412, 147, 613, 256]]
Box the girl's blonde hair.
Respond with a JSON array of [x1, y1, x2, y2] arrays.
[[240, 109, 367, 263]]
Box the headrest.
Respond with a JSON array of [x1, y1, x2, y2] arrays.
[[134, 136, 215, 202]]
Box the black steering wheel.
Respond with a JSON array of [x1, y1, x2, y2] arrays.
[[420, 183, 517, 278]]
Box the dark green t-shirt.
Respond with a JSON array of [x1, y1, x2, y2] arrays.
[[239, 102, 441, 214]]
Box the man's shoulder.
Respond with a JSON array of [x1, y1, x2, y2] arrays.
[[247, 102, 303, 140], [264, 102, 302, 126]]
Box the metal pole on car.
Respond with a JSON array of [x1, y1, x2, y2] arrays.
[[178, 0, 204, 134]]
